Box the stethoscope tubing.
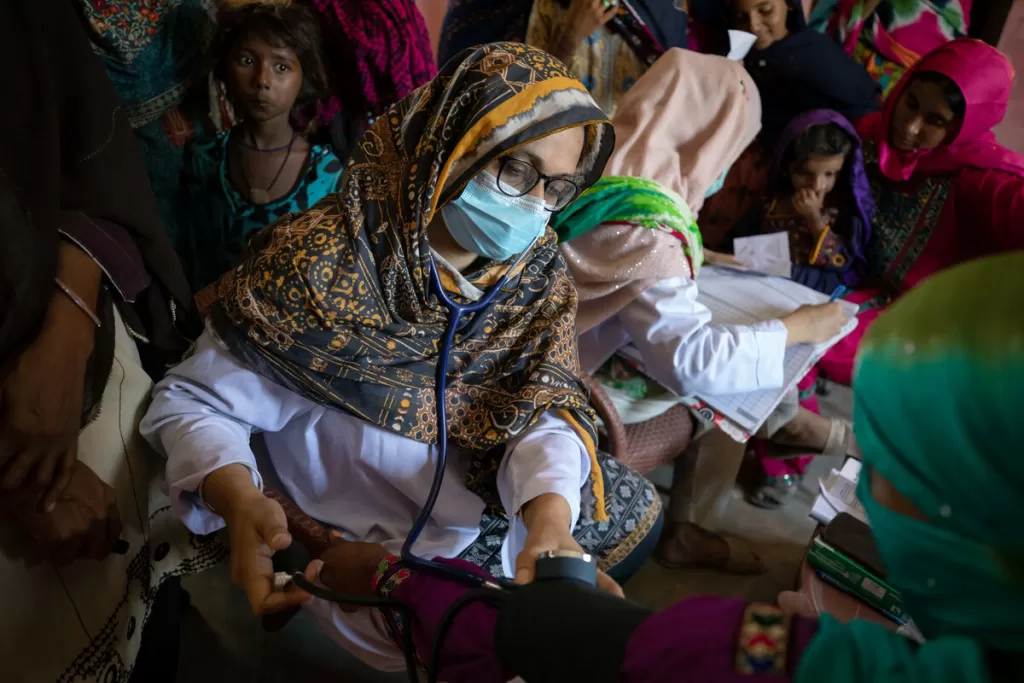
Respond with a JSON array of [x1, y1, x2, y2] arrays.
[[400, 242, 537, 590]]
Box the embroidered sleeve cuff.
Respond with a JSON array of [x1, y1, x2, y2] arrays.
[[373, 555, 412, 598], [735, 603, 792, 675]]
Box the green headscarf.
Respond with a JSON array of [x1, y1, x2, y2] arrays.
[[549, 176, 704, 276], [798, 252, 1024, 682]]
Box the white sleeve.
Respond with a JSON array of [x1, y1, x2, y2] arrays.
[[495, 411, 590, 573], [619, 276, 789, 396], [140, 329, 315, 535]]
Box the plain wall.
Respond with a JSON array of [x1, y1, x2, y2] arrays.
[[994, 0, 1024, 154], [417, 0, 447, 61]]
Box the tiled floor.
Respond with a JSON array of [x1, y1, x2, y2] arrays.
[[176, 383, 854, 681]]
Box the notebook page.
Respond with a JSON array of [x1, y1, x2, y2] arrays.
[[688, 267, 858, 433]]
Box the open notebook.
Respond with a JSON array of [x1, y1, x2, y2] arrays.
[[620, 266, 859, 441]]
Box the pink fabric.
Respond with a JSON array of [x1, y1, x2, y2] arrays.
[[391, 559, 820, 682], [311, 0, 437, 120], [814, 290, 883, 385], [604, 48, 762, 215], [564, 225, 694, 334], [832, 0, 973, 67], [818, 168, 1024, 385], [757, 372, 818, 479], [856, 38, 1024, 182], [564, 48, 762, 332], [814, 39, 1024, 386], [623, 596, 817, 682]]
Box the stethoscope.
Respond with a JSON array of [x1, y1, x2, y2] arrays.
[[398, 244, 537, 590], [288, 238, 598, 683]]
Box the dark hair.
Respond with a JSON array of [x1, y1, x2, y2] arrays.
[[911, 70, 967, 120], [212, 3, 329, 117], [786, 123, 854, 168], [0, 175, 57, 370]]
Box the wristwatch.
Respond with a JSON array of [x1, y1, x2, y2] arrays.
[[535, 549, 598, 587]]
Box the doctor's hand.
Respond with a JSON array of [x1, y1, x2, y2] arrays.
[[515, 493, 623, 598], [203, 465, 310, 616]]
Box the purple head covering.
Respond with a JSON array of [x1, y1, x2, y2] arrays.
[[771, 109, 875, 266]]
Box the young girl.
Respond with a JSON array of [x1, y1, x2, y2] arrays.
[[730, 109, 874, 296], [181, 1, 343, 290]]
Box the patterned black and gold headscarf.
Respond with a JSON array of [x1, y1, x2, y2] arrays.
[[210, 43, 615, 518]]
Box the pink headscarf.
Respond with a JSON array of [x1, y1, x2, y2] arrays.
[[562, 48, 762, 332], [604, 48, 762, 215], [857, 38, 1024, 182]]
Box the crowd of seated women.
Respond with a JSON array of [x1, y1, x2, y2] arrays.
[[1, 0, 1021, 681]]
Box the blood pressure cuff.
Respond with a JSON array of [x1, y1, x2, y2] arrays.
[[495, 580, 653, 683]]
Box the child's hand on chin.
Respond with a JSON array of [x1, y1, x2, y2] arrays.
[[792, 188, 824, 220]]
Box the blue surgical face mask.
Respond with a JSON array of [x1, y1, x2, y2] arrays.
[[441, 171, 551, 261], [704, 168, 729, 199]]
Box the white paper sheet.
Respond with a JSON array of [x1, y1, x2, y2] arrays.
[[727, 30, 757, 61], [686, 267, 859, 434], [733, 232, 793, 278], [811, 458, 863, 524]]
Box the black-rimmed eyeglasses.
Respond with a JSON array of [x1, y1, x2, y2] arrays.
[[493, 157, 580, 212]]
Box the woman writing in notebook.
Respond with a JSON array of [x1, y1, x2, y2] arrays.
[[552, 49, 852, 573]]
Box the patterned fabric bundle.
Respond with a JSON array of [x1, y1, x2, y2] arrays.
[[209, 42, 614, 517], [552, 176, 703, 277], [310, 0, 437, 121], [809, 0, 971, 97], [830, 0, 971, 71]]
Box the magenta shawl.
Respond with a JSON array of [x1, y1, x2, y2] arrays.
[[311, 0, 437, 121], [856, 38, 1024, 182]]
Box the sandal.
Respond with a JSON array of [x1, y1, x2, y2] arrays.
[[745, 472, 801, 510], [654, 522, 765, 575]]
